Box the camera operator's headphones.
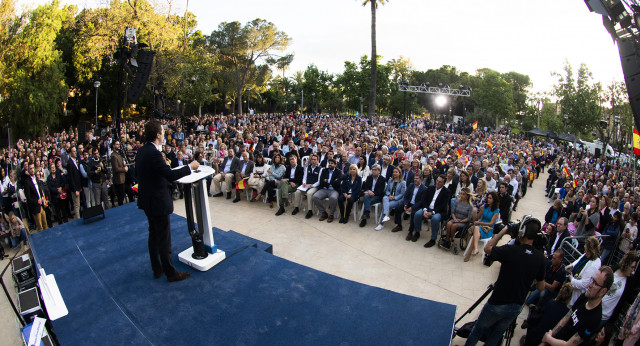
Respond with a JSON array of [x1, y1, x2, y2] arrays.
[[518, 215, 542, 239]]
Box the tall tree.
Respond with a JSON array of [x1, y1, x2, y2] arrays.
[[210, 19, 290, 115], [1, 1, 71, 136], [361, 0, 387, 117], [474, 70, 514, 128], [552, 61, 602, 137]]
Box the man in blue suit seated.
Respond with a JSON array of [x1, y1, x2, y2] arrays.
[[413, 174, 450, 247], [338, 164, 362, 224], [359, 164, 386, 228], [136, 120, 199, 282], [391, 173, 427, 235]]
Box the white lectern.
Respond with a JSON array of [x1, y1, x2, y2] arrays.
[[176, 165, 226, 271]]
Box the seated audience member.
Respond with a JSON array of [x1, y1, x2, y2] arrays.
[[337, 164, 362, 224], [292, 153, 322, 218], [600, 211, 623, 263], [523, 283, 573, 346], [542, 267, 614, 345], [413, 174, 450, 247], [212, 148, 240, 199], [620, 212, 637, 253], [464, 191, 500, 262], [356, 155, 370, 181], [526, 249, 566, 308], [375, 167, 406, 231], [547, 217, 571, 256], [441, 187, 473, 250], [232, 151, 254, 203], [391, 174, 426, 234], [566, 236, 602, 305], [312, 158, 343, 223], [601, 252, 638, 324], [275, 155, 304, 215], [545, 199, 567, 228], [380, 155, 396, 181], [256, 153, 285, 207], [359, 164, 385, 228], [248, 153, 268, 202]]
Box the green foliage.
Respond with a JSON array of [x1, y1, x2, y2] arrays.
[[474, 70, 514, 128], [1, 1, 69, 136], [552, 61, 602, 136], [210, 19, 290, 115]]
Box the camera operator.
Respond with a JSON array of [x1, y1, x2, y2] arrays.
[[87, 148, 111, 210], [464, 216, 546, 346]]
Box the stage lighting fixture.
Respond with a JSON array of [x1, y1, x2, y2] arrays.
[[435, 95, 447, 108]]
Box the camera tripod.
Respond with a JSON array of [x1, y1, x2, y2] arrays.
[[453, 284, 519, 346]]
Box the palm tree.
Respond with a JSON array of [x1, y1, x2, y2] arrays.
[[361, 0, 387, 117]]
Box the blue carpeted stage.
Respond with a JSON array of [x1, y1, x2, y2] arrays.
[[29, 203, 456, 345]]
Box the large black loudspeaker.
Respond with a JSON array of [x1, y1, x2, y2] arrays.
[[127, 50, 156, 104], [617, 38, 640, 129]]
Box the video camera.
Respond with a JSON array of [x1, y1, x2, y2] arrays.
[[483, 215, 548, 267]]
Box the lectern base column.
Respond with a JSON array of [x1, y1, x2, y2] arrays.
[[178, 247, 226, 271]]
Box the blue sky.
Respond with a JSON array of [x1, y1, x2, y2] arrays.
[[23, 0, 625, 93]]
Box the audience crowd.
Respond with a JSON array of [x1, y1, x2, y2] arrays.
[[0, 111, 639, 344]]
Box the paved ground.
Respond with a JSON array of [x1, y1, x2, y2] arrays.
[[0, 171, 552, 345]]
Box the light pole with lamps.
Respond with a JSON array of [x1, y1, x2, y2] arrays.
[[94, 81, 101, 127], [359, 96, 364, 116], [247, 87, 251, 114], [285, 101, 288, 113], [177, 99, 181, 116], [312, 92, 315, 114], [293, 100, 297, 114], [564, 114, 568, 133]]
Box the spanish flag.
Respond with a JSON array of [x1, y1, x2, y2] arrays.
[[132, 184, 139, 193], [472, 121, 478, 131], [235, 178, 248, 190], [456, 148, 463, 157], [634, 127, 640, 156], [487, 140, 493, 149], [562, 166, 570, 177], [572, 179, 578, 188]]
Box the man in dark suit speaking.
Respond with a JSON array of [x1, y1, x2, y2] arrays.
[[136, 120, 199, 282]]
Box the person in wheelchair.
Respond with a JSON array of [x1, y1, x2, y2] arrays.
[[441, 187, 474, 250]]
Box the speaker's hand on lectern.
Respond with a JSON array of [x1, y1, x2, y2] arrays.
[[189, 161, 200, 171]]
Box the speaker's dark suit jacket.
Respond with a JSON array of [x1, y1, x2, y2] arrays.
[[136, 142, 191, 217]]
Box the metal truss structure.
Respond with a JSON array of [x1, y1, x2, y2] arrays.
[[397, 83, 471, 97]]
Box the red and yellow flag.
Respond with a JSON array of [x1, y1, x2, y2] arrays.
[[562, 166, 570, 177], [572, 179, 578, 188], [487, 140, 493, 149], [235, 178, 248, 190], [634, 127, 640, 156], [472, 121, 478, 131], [456, 148, 463, 157], [132, 184, 139, 193]]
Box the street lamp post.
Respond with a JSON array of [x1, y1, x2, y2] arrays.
[[614, 116, 620, 155], [94, 81, 101, 128], [247, 87, 251, 114], [564, 113, 568, 133], [359, 96, 364, 116], [312, 92, 316, 114], [293, 100, 297, 114], [177, 99, 181, 116], [285, 101, 288, 113]]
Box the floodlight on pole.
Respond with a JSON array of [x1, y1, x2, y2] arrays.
[[435, 95, 447, 108], [94, 81, 101, 128]]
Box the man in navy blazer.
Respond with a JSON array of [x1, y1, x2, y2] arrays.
[[312, 158, 343, 223], [211, 148, 241, 199], [359, 164, 386, 227], [391, 174, 427, 234], [275, 155, 304, 216], [380, 155, 396, 182], [413, 174, 451, 246], [136, 120, 199, 282]]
